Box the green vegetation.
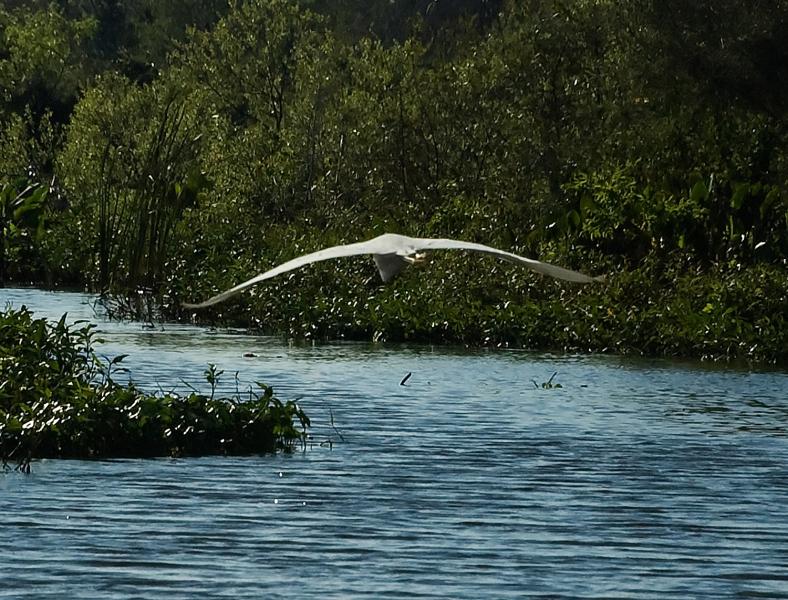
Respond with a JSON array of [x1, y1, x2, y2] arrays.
[[533, 372, 562, 390], [1, 180, 47, 285], [1, 0, 787, 362], [0, 306, 310, 471]]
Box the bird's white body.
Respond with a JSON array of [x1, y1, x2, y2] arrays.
[[184, 233, 603, 309]]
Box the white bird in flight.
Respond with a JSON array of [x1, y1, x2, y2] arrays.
[[183, 233, 603, 309]]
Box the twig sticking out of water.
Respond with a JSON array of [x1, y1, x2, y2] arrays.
[[400, 372, 412, 386], [533, 371, 562, 389], [329, 407, 346, 443]]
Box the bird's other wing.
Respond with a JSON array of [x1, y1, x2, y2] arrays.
[[410, 237, 603, 283], [183, 237, 388, 309]]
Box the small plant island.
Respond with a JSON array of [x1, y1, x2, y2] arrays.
[[0, 306, 310, 471]]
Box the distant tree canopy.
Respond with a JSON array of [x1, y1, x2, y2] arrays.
[[636, 0, 788, 118], [303, 0, 505, 42]]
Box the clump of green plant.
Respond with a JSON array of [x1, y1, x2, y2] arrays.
[[533, 372, 562, 389], [1, 179, 48, 285], [0, 306, 310, 472]]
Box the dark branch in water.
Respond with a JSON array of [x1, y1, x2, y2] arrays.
[[329, 407, 346, 443]]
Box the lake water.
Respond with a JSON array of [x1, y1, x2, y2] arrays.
[[2, 288, 788, 598]]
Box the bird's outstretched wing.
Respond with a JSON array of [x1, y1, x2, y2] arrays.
[[410, 237, 603, 283], [183, 237, 394, 308], [183, 233, 602, 309]]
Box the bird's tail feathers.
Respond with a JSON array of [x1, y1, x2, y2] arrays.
[[372, 253, 411, 282]]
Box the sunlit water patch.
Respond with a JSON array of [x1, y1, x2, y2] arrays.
[[2, 288, 788, 598]]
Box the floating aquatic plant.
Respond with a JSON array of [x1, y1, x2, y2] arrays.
[[0, 306, 310, 472], [533, 371, 563, 389]]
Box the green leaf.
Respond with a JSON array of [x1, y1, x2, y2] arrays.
[[579, 194, 596, 216], [760, 187, 780, 219], [690, 180, 708, 204], [730, 184, 747, 211], [110, 354, 129, 366]]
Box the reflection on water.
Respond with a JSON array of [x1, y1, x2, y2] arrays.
[[2, 288, 788, 598]]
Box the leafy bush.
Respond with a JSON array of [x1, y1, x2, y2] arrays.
[[0, 179, 48, 284], [0, 306, 310, 471]]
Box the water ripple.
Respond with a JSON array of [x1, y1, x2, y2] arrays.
[[2, 289, 788, 598]]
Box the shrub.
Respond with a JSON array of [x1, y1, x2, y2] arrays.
[[0, 306, 310, 472]]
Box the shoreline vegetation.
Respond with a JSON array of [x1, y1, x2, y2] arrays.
[[0, 306, 310, 471], [1, 1, 787, 364]]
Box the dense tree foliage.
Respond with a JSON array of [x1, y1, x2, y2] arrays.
[[1, 0, 787, 362]]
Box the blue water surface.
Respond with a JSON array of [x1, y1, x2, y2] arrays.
[[2, 288, 787, 599]]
